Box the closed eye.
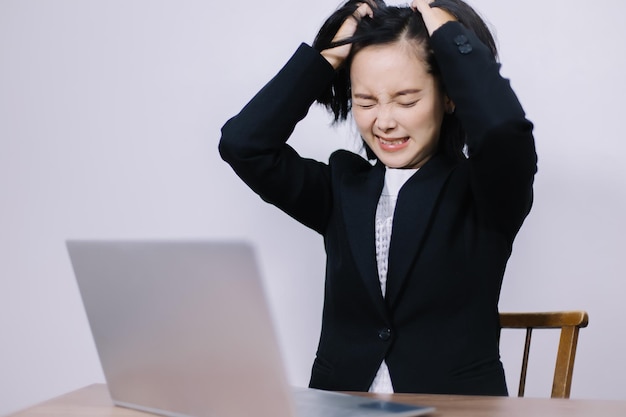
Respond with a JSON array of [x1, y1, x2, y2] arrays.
[[352, 93, 377, 109]]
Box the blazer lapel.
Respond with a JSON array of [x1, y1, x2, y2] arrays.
[[386, 155, 457, 308], [340, 162, 388, 320]]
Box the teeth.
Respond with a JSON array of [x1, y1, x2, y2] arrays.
[[379, 137, 406, 145]]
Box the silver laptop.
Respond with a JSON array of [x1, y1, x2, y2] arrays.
[[67, 240, 434, 417]]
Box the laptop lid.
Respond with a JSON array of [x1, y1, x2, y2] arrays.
[[67, 240, 296, 417]]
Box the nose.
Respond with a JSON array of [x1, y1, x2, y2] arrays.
[[375, 104, 397, 132]]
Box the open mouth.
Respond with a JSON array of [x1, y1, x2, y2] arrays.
[[377, 136, 410, 150]]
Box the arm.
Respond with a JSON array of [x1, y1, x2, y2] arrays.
[[414, 0, 537, 236], [220, 4, 375, 233], [219, 45, 336, 234]]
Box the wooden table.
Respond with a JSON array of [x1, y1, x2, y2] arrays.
[[9, 384, 626, 417]]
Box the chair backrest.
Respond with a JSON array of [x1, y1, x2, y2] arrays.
[[499, 310, 589, 398]]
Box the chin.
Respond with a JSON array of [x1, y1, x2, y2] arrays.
[[380, 159, 412, 169]]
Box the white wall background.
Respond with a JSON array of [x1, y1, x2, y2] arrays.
[[1, 0, 625, 414]]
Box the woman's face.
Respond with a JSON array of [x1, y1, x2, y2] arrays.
[[350, 40, 448, 169]]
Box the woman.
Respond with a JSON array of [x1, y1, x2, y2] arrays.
[[219, 0, 536, 395]]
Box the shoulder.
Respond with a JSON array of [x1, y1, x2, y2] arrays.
[[329, 149, 374, 173]]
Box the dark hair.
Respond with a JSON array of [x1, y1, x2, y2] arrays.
[[313, 0, 497, 161]]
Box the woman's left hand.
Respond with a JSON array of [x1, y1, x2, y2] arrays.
[[411, 0, 457, 36]]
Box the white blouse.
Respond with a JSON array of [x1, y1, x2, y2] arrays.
[[368, 166, 418, 394]]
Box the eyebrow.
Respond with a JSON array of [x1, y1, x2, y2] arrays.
[[353, 89, 422, 100], [394, 89, 422, 97]]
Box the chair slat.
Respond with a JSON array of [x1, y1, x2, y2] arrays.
[[499, 310, 589, 399], [500, 311, 588, 329]]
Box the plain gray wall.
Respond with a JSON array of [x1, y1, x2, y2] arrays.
[[1, 0, 625, 414]]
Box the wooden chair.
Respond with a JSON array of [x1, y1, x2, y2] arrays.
[[499, 311, 589, 398]]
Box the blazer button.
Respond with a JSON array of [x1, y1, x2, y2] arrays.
[[378, 328, 392, 341], [453, 34, 468, 45], [453, 34, 473, 54], [458, 43, 473, 54]]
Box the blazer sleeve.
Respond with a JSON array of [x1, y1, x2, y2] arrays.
[[430, 22, 537, 238], [219, 44, 337, 234]]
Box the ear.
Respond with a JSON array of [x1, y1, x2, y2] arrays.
[[444, 95, 455, 114]]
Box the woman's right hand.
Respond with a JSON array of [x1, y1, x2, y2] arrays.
[[320, 2, 374, 69]]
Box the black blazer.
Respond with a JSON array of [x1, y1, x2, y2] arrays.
[[219, 22, 537, 395]]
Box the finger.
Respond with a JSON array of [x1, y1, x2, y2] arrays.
[[411, 0, 432, 13], [354, 2, 374, 20], [411, 0, 457, 34]]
